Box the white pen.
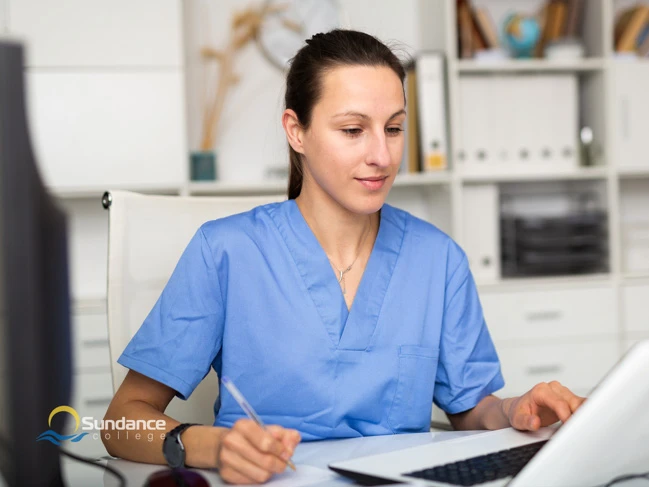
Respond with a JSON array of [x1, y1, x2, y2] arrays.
[[221, 376, 297, 471]]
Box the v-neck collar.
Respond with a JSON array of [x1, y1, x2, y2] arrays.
[[268, 200, 406, 350]]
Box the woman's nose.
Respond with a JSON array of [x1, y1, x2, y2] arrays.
[[367, 132, 392, 168]]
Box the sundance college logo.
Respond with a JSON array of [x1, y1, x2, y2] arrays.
[[36, 406, 167, 445]]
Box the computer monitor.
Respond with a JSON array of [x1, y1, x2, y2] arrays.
[[0, 40, 72, 487]]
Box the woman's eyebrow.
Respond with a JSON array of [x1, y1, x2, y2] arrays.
[[332, 109, 406, 120]]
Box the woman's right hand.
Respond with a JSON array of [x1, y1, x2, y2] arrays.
[[216, 419, 301, 484]]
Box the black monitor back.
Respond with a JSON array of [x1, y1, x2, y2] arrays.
[[0, 40, 72, 487]]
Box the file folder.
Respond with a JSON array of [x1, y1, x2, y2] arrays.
[[416, 52, 448, 172]]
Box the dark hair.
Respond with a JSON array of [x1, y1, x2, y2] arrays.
[[284, 29, 406, 200]]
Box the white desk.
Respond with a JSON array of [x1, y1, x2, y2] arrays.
[[61, 429, 649, 487], [61, 430, 482, 487]]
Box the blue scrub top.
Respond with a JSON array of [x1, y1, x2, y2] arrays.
[[118, 200, 504, 441]]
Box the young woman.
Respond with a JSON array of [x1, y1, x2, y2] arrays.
[[102, 30, 585, 484]]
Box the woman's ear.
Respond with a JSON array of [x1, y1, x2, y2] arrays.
[[282, 109, 305, 154]]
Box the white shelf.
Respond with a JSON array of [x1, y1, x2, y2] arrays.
[[617, 166, 649, 178], [51, 184, 183, 199], [455, 58, 606, 74], [188, 172, 452, 197], [460, 166, 609, 184]]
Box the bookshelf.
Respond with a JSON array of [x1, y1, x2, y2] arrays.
[[417, 0, 649, 414]]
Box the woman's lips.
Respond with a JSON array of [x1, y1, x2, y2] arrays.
[[356, 176, 388, 191]]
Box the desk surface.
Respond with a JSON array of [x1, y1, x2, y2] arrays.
[[62, 429, 482, 487]]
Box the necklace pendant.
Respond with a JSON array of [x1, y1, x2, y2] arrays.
[[341, 276, 346, 295]]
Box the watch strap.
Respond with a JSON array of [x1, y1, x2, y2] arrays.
[[163, 423, 199, 468]]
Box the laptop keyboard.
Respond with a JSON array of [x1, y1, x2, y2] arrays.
[[403, 440, 548, 486]]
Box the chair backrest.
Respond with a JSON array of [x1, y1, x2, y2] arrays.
[[105, 190, 285, 425]]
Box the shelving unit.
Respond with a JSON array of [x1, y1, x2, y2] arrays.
[[423, 0, 648, 413]]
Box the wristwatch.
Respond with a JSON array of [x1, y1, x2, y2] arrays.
[[163, 423, 199, 468]]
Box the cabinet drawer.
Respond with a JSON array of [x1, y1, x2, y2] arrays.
[[622, 284, 649, 333], [71, 371, 114, 417], [62, 372, 114, 459], [625, 335, 649, 353], [72, 311, 110, 371], [480, 286, 617, 342], [495, 340, 620, 398]]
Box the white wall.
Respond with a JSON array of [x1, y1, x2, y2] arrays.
[[183, 0, 421, 182]]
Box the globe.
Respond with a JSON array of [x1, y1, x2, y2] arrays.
[[503, 13, 541, 58]]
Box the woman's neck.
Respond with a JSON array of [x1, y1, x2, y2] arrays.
[[295, 187, 379, 269]]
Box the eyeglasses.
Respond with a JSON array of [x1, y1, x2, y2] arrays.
[[145, 468, 210, 487]]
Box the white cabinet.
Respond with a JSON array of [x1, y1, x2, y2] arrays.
[[64, 371, 113, 459], [26, 71, 186, 191], [495, 339, 619, 398], [622, 283, 649, 334], [8, 0, 182, 67], [66, 301, 112, 459], [480, 285, 617, 343], [621, 283, 649, 354], [72, 307, 110, 372]]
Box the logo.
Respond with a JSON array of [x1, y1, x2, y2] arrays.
[[36, 405, 168, 445], [36, 406, 88, 446]]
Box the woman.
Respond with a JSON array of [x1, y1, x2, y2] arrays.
[[102, 30, 585, 484]]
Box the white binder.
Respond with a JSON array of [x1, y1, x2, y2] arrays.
[[612, 60, 649, 169], [458, 74, 579, 176], [416, 52, 448, 172], [461, 183, 500, 282]]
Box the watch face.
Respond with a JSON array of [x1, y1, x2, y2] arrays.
[[257, 0, 341, 70], [163, 435, 185, 468]]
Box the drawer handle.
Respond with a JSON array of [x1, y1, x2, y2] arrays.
[[81, 339, 109, 348], [84, 398, 113, 407], [526, 365, 563, 375], [525, 311, 562, 322]]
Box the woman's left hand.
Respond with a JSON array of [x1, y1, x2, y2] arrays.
[[504, 381, 586, 431]]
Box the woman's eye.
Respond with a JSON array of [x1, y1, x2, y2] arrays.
[[387, 127, 404, 136], [342, 128, 362, 136]]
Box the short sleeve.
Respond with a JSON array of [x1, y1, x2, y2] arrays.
[[117, 227, 225, 400], [433, 244, 505, 414]]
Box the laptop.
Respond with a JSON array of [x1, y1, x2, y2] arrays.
[[329, 340, 649, 486]]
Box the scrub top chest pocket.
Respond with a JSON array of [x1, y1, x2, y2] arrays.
[[387, 345, 439, 433]]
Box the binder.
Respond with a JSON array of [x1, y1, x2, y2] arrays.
[[462, 183, 500, 282], [458, 75, 492, 170], [403, 64, 421, 173], [457, 73, 578, 176], [416, 52, 448, 172], [612, 61, 649, 169]]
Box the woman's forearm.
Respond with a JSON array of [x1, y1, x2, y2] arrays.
[[447, 395, 514, 431], [101, 400, 226, 468]]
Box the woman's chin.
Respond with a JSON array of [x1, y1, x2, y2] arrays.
[[346, 195, 388, 216]]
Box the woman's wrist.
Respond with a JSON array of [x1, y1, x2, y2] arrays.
[[499, 397, 514, 426], [183, 425, 228, 469]]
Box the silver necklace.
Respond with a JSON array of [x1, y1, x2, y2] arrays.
[[326, 219, 372, 295]]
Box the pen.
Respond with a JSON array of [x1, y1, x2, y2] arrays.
[[221, 376, 297, 471]]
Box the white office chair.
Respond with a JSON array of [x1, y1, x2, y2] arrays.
[[103, 190, 285, 425]]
